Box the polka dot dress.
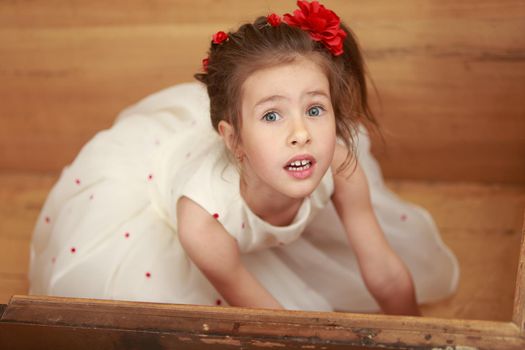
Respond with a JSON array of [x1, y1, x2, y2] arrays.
[[29, 82, 459, 312]]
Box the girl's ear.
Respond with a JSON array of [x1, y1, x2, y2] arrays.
[[218, 120, 236, 153]]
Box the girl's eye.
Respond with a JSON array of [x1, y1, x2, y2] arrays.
[[307, 106, 324, 117], [262, 111, 281, 122]]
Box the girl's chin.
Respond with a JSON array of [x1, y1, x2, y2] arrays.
[[281, 181, 319, 200]]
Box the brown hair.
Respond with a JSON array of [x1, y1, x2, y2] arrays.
[[194, 15, 378, 172]]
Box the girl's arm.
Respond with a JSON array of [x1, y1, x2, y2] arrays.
[[331, 144, 421, 316], [177, 196, 283, 309]]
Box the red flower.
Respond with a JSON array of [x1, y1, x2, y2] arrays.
[[202, 57, 209, 72], [267, 13, 281, 26], [212, 31, 229, 44], [283, 0, 347, 56]]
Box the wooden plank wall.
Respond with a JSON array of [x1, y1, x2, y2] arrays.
[[0, 0, 524, 183]]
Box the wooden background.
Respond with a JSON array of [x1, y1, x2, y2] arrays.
[[0, 0, 524, 183]]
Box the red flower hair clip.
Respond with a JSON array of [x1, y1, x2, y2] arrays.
[[283, 0, 346, 56], [267, 13, 281, 26], [204, 30, 228, 72], [212, 31, 229, 44], [202, 57, 209, 72]]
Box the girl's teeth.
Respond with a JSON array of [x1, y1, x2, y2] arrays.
[[290, 160, 311, 167], [287, 162, 311, 171]]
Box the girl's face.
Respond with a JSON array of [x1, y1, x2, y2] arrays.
[[234, 56, 337, 200]]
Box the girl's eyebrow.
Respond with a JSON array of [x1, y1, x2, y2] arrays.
[[306, 90, 330, 99], [253, 90, 330, 111], [253, 95, 287, 110]]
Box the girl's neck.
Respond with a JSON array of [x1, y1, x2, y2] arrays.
[[240, 174, 304, 227]]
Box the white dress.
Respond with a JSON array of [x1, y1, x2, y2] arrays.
[[29, 82, 459, 312]]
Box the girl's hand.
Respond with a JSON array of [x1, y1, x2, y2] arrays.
[[331, 144, 421, 316], [177, 196, 283, 310]]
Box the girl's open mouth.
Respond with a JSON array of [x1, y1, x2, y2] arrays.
[[286, 159, 312, 171], [284, 155, 316, 179]]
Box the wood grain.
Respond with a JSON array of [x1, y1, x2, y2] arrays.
[[1, 295, 524, 349], [513, 212, 525, 333], [0, 0, 524, 182]]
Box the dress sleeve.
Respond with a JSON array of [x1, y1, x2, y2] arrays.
[[176, 145, 242, 234]]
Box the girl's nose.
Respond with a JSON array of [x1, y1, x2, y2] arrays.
[[287, 118, 311, 147]]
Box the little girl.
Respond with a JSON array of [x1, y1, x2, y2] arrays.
[[29, 1, 458, 316]]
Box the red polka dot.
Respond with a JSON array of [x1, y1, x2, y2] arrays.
[[400, 214, 407, 221], [145, 272, 151, 278], [147, 174, 154, 181], [212, 213, 219, 219], [124, 232, 130, 238], [216, 299, 222, 306], [71, 247, 76, 253], [45, 216, 50, 224], [75, 179, 81, 185]]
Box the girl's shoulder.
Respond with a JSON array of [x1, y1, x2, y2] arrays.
[[177, 143, 241, 224], [330, 143, 370, 207], [175, 145, 251, 250]]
